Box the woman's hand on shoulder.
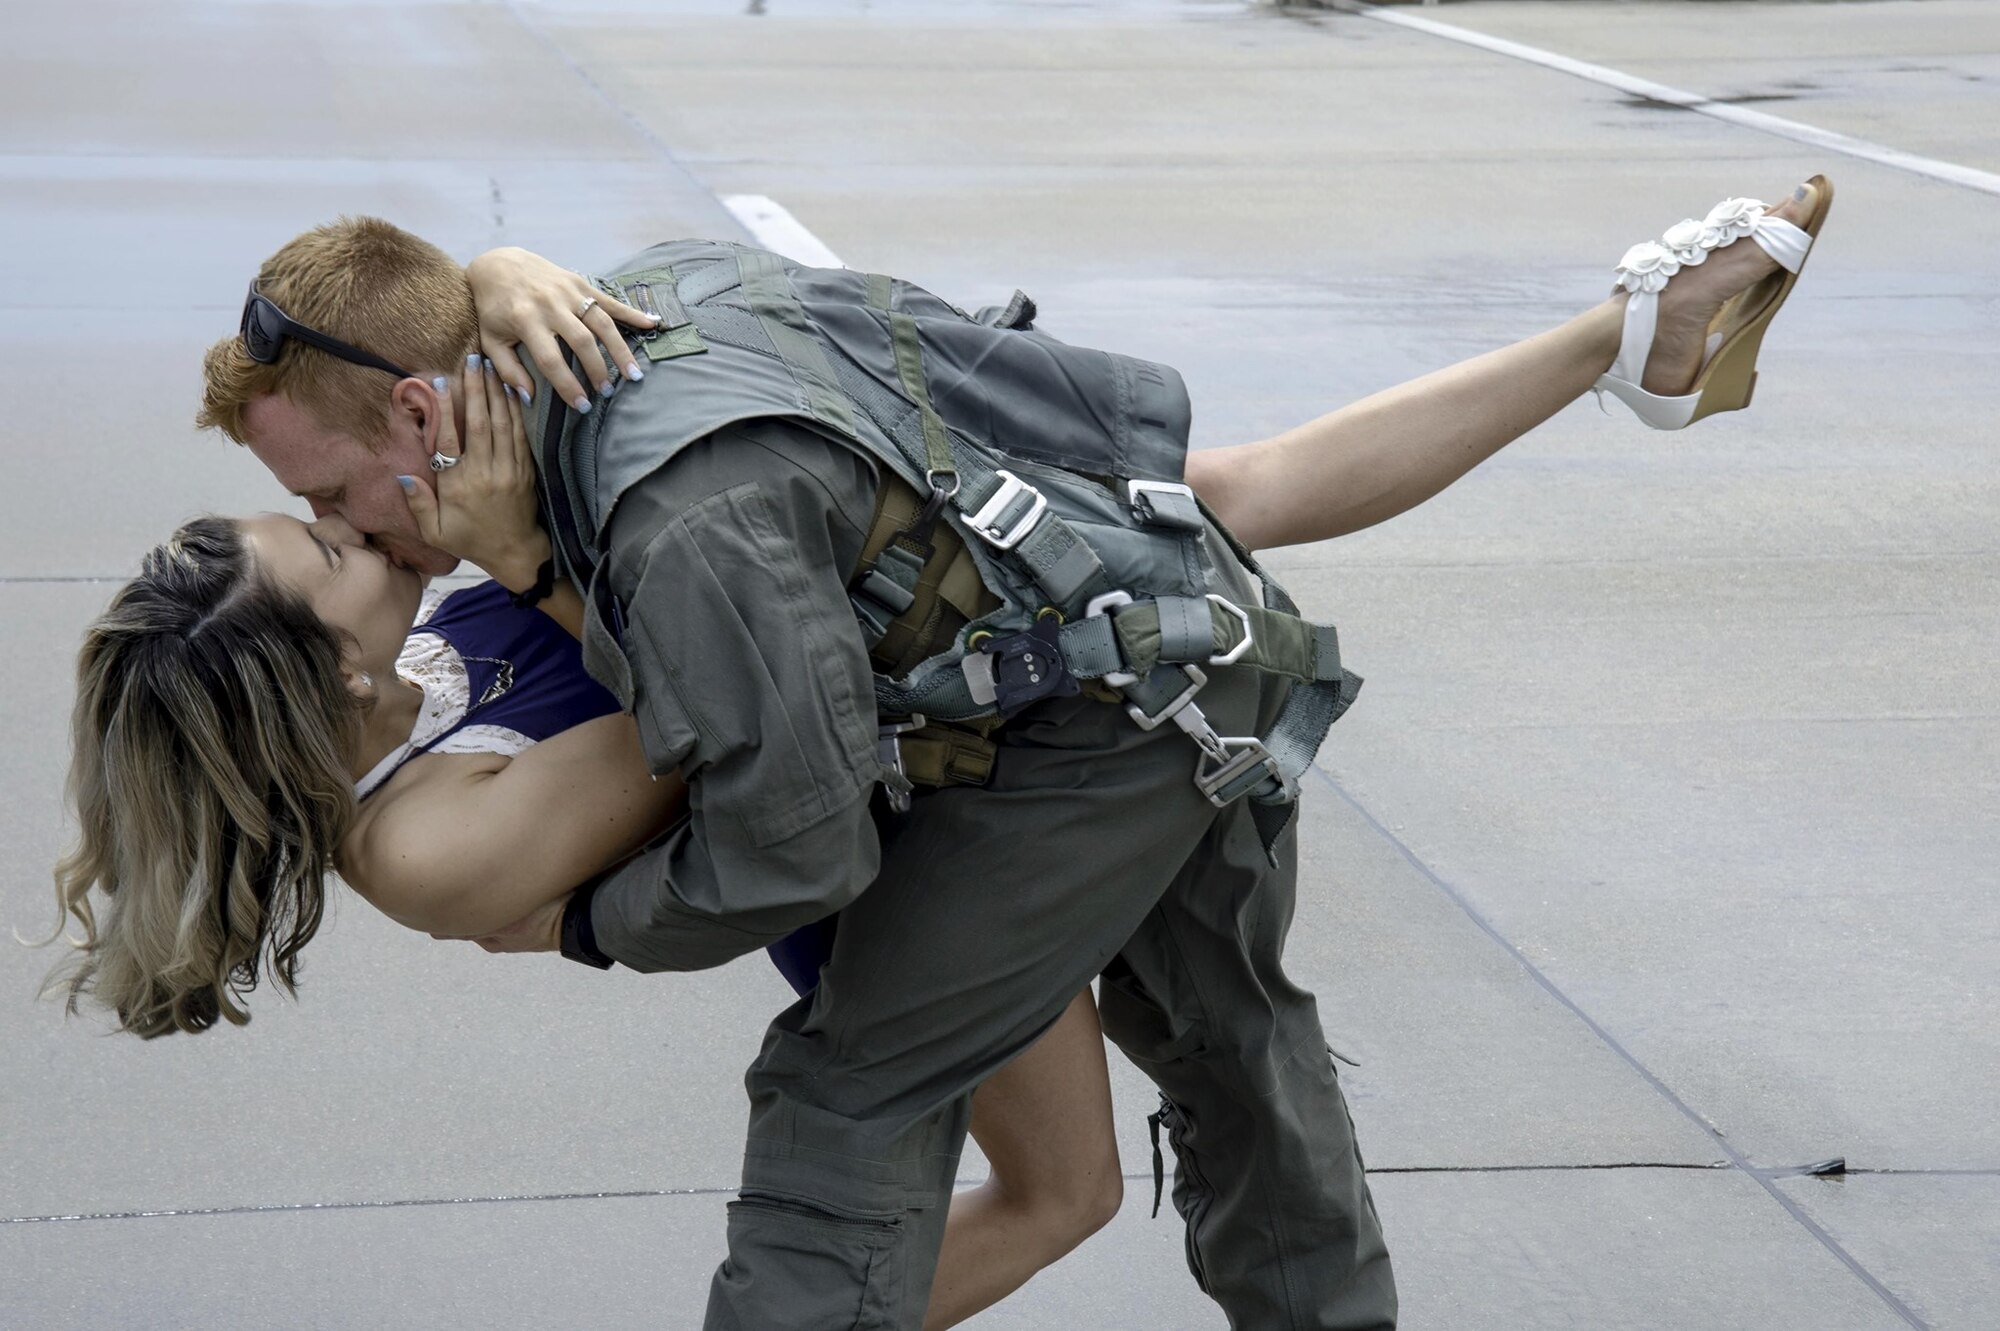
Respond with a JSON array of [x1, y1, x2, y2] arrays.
[[399, 356, 549, 594], [465, 247, 658, 410]]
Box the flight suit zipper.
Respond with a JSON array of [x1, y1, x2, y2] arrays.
[[1149, 1095, 1216, 1294]]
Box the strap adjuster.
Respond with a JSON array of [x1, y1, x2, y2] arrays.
[[1084, 589, 1138, 687], [967, 470, 1048, 551], [1125, 663, 1208, 732], [1193, 735, 1284, 807], [1126, 479, 1204, 531]]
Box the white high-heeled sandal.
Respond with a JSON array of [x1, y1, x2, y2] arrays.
[[1595, 175, 1834, 430]]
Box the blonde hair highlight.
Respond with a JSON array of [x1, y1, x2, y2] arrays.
[[45, 518, 362, 1037], [198, 216, 476, 448]]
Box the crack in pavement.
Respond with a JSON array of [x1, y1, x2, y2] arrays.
[[1310, 764, 1932, 1329], [16, 1160, 1991, 1228], [0, 1161, 1741, 1226]]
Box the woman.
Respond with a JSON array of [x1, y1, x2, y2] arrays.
[[50, 357, 1120, 1328], [47, 176, 1830, 1326]]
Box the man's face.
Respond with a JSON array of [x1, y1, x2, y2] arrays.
[[241, 392, 461, 576]]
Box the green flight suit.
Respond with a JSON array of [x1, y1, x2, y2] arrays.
[[576, 414, 1397, 1329]]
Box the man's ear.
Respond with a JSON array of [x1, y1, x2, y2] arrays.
[[386, 375, 448, 456]]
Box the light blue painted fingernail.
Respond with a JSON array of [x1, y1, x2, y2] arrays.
[[482, 357, 495, 374], [466, 353, 481, 371], [503, 383, 517, 402], [397, 475, 417, 492], [573, 396, 591, 414], [627, 363, 645, 381], [599, 381, 616, 398], [432, 376, 449, 394]]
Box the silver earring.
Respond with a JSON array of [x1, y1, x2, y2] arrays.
[[360, 672, 373, 689]]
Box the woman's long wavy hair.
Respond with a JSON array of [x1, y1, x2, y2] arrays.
[[44, 517, 363, 1038]]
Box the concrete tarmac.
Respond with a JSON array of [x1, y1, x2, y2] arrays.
[[3, 2, 1995, 1327]]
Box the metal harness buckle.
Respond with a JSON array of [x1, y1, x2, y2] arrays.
[[1084, 589, 1139, 687], [1205, 594, 1254, 666], [966, 470, 1048, 551], [1081, 589, 1282, 806], [1133, 673, 1282, 806], [1192, 733, 1283, 808], [877, 713, 927, 813]]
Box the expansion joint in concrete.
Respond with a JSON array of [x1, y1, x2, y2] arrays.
[[1309, 764, 1932, 1330]]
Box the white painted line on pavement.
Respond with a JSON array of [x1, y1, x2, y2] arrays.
[[1328, 0, 2000, 198], [721, 195, 846, 267]]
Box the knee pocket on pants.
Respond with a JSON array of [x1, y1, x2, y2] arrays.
[[721, 1194, 906, 1328]]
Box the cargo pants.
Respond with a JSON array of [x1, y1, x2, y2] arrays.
[[591, 424, 1396, 1329]]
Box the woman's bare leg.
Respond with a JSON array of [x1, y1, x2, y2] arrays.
[[922, 989, 1122, 1330], [1192, 182, 1823, 552]]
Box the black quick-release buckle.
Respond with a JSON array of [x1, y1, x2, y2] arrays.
[[981, 617, 1079, 716]]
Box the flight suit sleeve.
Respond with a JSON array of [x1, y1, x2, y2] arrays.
[[584, 419, 886, 973]]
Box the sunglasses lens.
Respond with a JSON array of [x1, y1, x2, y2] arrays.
[[241, 296, 282, 363]]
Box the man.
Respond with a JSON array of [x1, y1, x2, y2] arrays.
[[203, 188, 1812, 1327]]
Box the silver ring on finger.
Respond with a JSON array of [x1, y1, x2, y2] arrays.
[[576, 296, 599, 319], [430, 451, 461, 472]]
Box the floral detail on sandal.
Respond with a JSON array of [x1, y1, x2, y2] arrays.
[[1613, 240, 1682, 295], [1662, 218, 1713, 267], [1698, 197, 1765, 249]]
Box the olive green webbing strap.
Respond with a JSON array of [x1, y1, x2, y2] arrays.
[[843, 276, 957, 649], [1248, 579, 1363, 851], [738, 248, 860, 440], [873, 276, 957, 486], [1195, 499, 1364, 830], [898, 721, 999, 788], [1051, 596, 1329, 684]]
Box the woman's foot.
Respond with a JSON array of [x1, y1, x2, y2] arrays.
[[1634, 181, 1823, 397]]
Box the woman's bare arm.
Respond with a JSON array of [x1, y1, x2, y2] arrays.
[[339, 715, 684, 938], [1186, 299, 1625, 551]]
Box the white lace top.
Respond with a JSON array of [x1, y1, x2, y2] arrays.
[[353, 586, 539, 801]]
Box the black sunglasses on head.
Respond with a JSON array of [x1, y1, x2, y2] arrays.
[[239, 280, 416, 381]]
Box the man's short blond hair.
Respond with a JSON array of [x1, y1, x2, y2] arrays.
[[198, 216, 476, 447]]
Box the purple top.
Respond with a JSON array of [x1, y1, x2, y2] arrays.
[[387, 581, 833, 997]]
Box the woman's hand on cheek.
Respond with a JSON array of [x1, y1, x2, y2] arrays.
[[397, 357, 552, 594]]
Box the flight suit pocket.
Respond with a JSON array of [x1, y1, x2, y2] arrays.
[[622, 480, 877, 848], [720, 1194, 904, 1330]]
